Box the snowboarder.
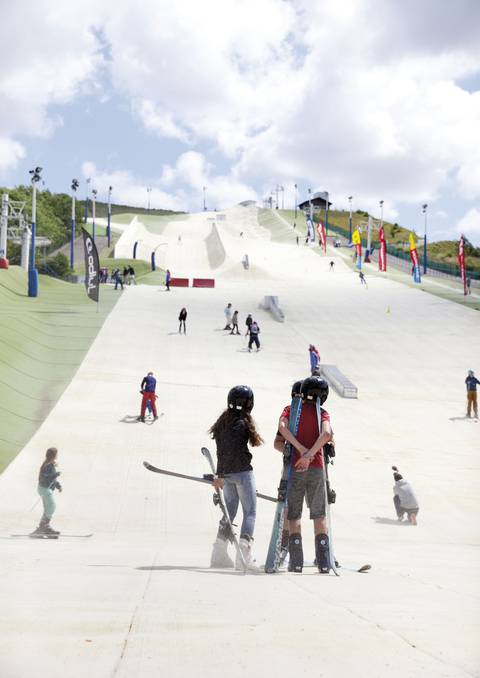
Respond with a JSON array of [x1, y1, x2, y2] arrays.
[[247, 320, 260, 352], [308, 344, 321, 376], [230, 310, 240, 335], [165, 269, 171, 291], [224, 302, 233, 330], [392, 467, 419, 525], [178, 307, 187, 334], [209, 385, 264, 570], [465, 369, 480, 418], [277, 376, 333, 573], [138, 371, 158, 422], [31, 447, 62, 537]]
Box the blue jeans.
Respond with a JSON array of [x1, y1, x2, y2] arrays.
[[223, 471, 257, 539]]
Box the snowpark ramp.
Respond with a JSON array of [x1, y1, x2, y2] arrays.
[[320, 364, 358, 398], [259, 295, 285, 322]]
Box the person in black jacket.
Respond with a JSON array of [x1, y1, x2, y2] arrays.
[[178, 307, 187, 334], [31, 447, 63, 537], [209, 386, 263, 570]]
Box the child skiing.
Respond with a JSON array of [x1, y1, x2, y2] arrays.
[[308, 344, 321, 375], [138, 371, 158, 422], [277, 376, 333, 573], [247, 319, 260, 352], [31, 447, 63, 537], [209, 385, 264, 570], [178, 307, 187, 334], [392, 467, 419, 525]]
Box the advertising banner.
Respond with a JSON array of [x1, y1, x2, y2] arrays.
[[82, 227, 100, 302]]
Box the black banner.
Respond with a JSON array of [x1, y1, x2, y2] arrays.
[[81, 227, 100, 302]]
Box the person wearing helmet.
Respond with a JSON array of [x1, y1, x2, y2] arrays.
[[277, 376, 333, 573], [208, 386, 264, 570], [465, 370, 480, 418]]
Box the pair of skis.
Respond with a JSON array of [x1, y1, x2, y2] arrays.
[[144, 447, 249, 573]]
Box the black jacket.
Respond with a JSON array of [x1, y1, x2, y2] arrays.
[[215, 418, 252, 476]]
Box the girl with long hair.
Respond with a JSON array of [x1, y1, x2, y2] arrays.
[[31, 447, 62, 537]]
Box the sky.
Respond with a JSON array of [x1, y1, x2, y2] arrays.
[[1, 0, 479, 244]]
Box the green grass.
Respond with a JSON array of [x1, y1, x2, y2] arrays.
[[0, 267, 120, 473]]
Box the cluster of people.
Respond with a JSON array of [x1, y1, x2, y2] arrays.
[[223, 304, 261, 351], [110, 266, 136, 290]]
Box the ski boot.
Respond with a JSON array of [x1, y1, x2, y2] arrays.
[[210, 537, 234, 568], [43, 519, 60, 535], [30, 518, 58, 539], [235, 535, 258, 571], [137, 416, 145, 423], [288, 533, 303, 573], [315, 533, 331, 573]]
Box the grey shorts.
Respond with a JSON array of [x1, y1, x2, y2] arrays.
[[287, 467, 326, 520]]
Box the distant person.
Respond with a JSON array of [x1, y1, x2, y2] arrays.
[[240, 231, 244, 237], [308, 344, 321, 376], [138, 371, 158, 423], [178, 234, 182, 244], [113, 269, 124, 290], [247, 319, 261, 352], [465, 369, 480, 418], [392, 467, 419, 525], [359, 271, 367, 288], [178, 307, 187, 334], [245, 313, 253, 336], [123, 266, 130, 285], [128, 265, 136, 285], [230, 310, 240, 335], [466, 277, 471, 295], [31, 447, 62, 537], [329, 261, 335, 271], [224, 302, 233, 330], [165, 269, 171, 291], [296, 236, 299, 246]]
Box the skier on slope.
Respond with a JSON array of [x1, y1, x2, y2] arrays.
[[209, 386, 264, 570], [392, 467, 419, 525], [138, 371, 158, 423], [31, 447, 63, 537], [308, 344, 321, 376], [277, 376, 333, 573]]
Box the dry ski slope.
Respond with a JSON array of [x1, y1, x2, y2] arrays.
[[1, 206, 479, 678]]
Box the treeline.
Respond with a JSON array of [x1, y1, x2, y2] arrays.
[[0, 185, 184, 266]]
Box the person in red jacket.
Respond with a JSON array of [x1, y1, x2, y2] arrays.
[[138, 371, 158, 423], [277, 376, 333, 573]]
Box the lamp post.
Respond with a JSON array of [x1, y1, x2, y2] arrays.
[[70, 178, 79, 270], [422, 203, 428, 274], [294, 183, 298, 222], [280, 185, 284, 209], [308, 188, 313, 221], [28, 166, 42, 297], [379, 200, 384, 226], [203, 186, 207, 211], [107, 186, 112, 248], [325, 191, 329, 237], [348, 195, 353, 243], [84, 177, 90, 223], [91, 189, 97, 241], [146, 187, 152, 212]]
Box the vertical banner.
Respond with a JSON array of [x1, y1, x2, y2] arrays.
[[352, 228, 362, 270], [458, 234, 467, 295], [409, 232, 421, 283], [316, 220, 326, 253], [378, 225, 387, 272], [81, 227, 100, 302], [306, 216, 315, 242]]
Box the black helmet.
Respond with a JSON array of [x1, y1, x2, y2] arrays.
[[300, 376, 329, 405], [228, 385, 254, 413], [291, 380, 303, 398]]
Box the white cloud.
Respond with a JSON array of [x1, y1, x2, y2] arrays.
[[0, 137, 25, 173], [456, 208, 480, 244], [132, 99, 190, 142]]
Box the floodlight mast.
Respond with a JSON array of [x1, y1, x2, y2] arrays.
[[422, 204, 428, 274], [92, 188, 98, 242], [70, 178, 79, 269], [84, 177, 91, 223], [28, 167, 42, 297], [348, 196, 353, 243], [107, 186, 112, 248]]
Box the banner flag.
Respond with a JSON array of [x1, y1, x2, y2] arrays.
[[306, 217, 315, 242], [352, 228, 362, 269], [316, 221, 326, 253], [378, 225, 387, 272], [82, 227, 100, 303], [409, 232, 421, 283], [458, 234, 467, 295]]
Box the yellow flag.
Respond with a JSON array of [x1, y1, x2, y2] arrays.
[[409, 232, 416, 251], [352, 229, 361, 245]]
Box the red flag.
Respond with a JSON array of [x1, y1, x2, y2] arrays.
[[458, 234, 467, 295], [316, 221, 326, 253], [378, 226, 387, 272]]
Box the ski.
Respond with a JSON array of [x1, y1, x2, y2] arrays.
[[316, 399, 340, 576], [11, 533, 93, 539], [143, 462, 276, 502], [264, 394, 303, 573], [305, 562, 371, 573], [200, 446, 248, 574]]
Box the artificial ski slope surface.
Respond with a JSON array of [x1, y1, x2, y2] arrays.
[[0, 206, 479, 678]]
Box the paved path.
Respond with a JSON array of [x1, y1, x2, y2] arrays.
[[1, 210, 479, 678]]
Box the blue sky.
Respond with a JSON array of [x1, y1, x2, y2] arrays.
[[1, 0, 479, 244]]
